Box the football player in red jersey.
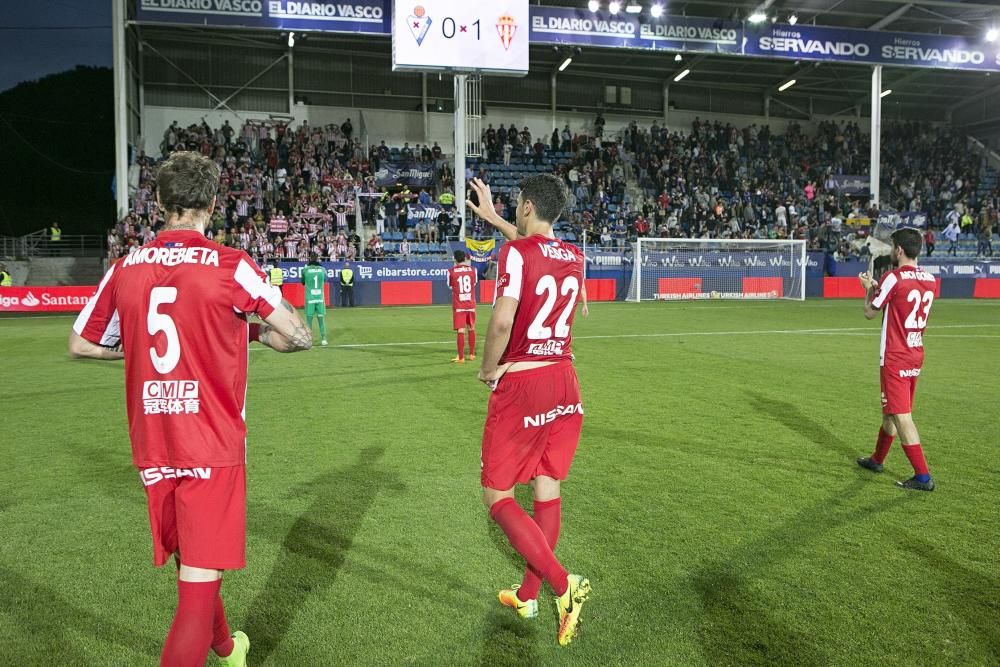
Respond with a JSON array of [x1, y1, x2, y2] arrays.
[[857, 228, 936, 491], [466, 175, 591, 647], [68, 152, 312, 666], [446, 249, 478, 363]]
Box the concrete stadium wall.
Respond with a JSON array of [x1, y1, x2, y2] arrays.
[[142, 104, 870, 158]]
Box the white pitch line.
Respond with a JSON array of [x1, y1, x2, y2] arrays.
[[251, 323, 1000, 351]]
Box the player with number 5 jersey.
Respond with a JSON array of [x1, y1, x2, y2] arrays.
[[68, 152, 312, 667], [466, 174, 591, 647], [857, 227, 937, 491]]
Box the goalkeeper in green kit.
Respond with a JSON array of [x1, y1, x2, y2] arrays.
[[302, 254, 329, 346]]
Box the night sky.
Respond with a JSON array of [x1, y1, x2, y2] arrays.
[[0, 0, 111, 92]]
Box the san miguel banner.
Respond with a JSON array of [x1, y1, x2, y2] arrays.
[[825, 175, 869, 195], [276, 261, 452, 282], [529, 7, 742, 54], [0, 286, 97, 312], [744, 23, 1000, 72], [135, 0, 388, 34], [406, 203, 440, 220], [374, 163, 436, 188]]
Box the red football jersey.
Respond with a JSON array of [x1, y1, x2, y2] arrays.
[[871, 265, 937, 368], [447, 264, 478, 313], [73, 230, 282, 468], [494, 235, 584, 363]]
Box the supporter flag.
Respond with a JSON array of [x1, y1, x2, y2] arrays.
[[465, 238, 496, 278]]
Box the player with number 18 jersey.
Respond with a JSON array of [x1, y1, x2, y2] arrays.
[[446, 250, 478, 362]]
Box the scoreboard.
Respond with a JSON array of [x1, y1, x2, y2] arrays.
[[392, 0, 529, 75]]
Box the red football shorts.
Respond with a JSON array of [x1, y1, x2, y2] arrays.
[[481, 361, 583, 490], [453, 309, 476, 330], [880, 365, 920, 415], [140, 465, 246, 570]]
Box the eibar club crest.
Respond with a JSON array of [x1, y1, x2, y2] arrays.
[[407, 5, 432, 46], [496, 14, 517, 51]]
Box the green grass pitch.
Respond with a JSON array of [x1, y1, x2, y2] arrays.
[[1, 300, 998, 666]]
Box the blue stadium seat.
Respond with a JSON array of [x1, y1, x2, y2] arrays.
[[416, 243, 429, 253]]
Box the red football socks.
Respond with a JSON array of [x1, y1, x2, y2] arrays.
[[490, 497, 569, 597], [902, 443, 929, 476], [872, 427, 895, 464], [517, 498, 562, 602], [468, 330, 476, 356], [212, 595, 234, 658], [456, 332, 465, 359], [161, 579, 221, 667]]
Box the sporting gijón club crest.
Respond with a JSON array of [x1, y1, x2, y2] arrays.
[[496, 14, 517, 50]]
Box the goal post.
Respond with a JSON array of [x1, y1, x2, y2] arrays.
[[626, 238, 807, 302]]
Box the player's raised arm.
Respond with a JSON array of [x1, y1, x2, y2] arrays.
[[254, 300, 313, 352], [859, 272, 878, 320], [467, 178, 519, 241]]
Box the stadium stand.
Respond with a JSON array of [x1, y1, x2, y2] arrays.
[[114, 117, 998, 264]]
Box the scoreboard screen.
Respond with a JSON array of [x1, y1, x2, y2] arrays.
[[392, 0, 529, 75]]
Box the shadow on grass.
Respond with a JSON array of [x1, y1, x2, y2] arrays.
[[692, 479, 914, 666], [0, 565, 161, 663], [242, 446, 403, 662], [478, 608, 541, 666], [897, 537, 999, 660], [480, 486, 548, 665], [748, 391, 857, 459]]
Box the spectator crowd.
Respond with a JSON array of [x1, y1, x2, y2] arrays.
[[113, 113, 998, 264]]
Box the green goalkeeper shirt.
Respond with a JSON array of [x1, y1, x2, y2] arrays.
[[301, 265, 327, 304]]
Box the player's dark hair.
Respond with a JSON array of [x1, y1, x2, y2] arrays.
[[519, 173, 568, 224], [454, 250, 466, 263], [308, 253, 320, 265], [891, 228, 922, 260], [156, 151, 220, 217]]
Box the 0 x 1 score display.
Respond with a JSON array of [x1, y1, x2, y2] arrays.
[[405, 5, 518, 50]]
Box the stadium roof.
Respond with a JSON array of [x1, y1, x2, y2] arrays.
[[537, 0, 998, 118], [132, 1, 1000, 123]]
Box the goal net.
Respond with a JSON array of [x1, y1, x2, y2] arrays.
[[626, 238, 807, 302]]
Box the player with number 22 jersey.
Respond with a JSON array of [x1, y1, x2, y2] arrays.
[[468, 173, 591, 648]]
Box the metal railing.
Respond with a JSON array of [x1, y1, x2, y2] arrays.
[[0, 229, 104, 259]]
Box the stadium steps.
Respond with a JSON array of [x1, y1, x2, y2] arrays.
[[27, 257, 105, 286]]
